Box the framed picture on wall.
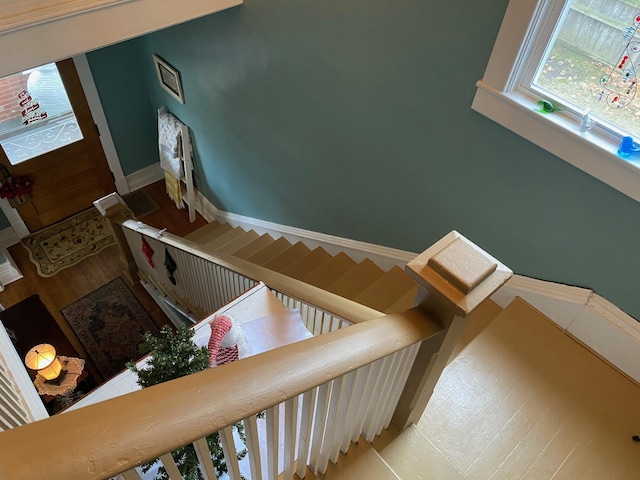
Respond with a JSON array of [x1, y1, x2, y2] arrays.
[[153, 54, 185, 104]]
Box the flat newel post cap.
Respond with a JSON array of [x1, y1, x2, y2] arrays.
[[405, 231, 512, 316], [94, 193, 127, 216]]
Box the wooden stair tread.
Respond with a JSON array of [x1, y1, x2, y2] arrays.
[[246, 237, 293, 265], [217, 230, 260, 254], [263, 241, 311, 272], [280, 247, 332, 280], [232, 234, 275, 260], [325, 258, 385, 300], [352, 266, 418, 313], [183, 221, 227, 244], [300, 252, 357, 288], [203, 227, 246, 250]]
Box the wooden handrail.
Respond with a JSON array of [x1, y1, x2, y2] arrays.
[[95, 198, 513, 450], [0, 307, 442, 480], [120, 219, 385, 324]]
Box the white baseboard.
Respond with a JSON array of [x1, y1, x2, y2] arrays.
[[195, 191, 415, 271], [126, 163, 164, 192], [494, 274, 640, 385]]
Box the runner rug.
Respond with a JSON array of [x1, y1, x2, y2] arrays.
[[60, 277, 160, 380], [21, 208, 115, 277]]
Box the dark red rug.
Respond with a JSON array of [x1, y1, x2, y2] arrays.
[[60, 277, 160, 379]]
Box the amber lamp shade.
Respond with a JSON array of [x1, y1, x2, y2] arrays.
[[25, 344, 62, 380]]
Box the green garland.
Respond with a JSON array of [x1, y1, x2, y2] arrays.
[[127, 325, 247, 480]]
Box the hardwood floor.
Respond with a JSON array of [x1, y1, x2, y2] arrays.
[[0, 181, 208, 384]]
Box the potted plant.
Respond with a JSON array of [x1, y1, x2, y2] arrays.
[[127, 325, 247, 480]]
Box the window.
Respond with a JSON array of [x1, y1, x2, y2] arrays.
[[473, 0, 640, 203], [0, 62, 83, 165]]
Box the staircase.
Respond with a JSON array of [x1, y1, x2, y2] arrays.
[[184, 221, 419, 316], [10, 207, 636, 478]]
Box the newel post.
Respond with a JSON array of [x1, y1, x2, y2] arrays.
[[94, 193, 137, 284], [391, 231, 512, 430]]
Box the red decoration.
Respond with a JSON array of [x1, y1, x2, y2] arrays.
[[0, 174, 33, 201], [141, 236, 155, 268], [208, 315, 239, 367]]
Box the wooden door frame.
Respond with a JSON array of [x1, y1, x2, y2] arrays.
[[0, 54, 128, 241]]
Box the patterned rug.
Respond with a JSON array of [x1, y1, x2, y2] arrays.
[[21, 208, 115, 277], [60, 277, 160, 380]]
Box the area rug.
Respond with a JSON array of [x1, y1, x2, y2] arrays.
[[123, 189, 159, 218], [60, 277, 160, 379], [21, 208, 115, 277]]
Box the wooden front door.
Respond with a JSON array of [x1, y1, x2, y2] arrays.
[[0, 59, 115, 232]]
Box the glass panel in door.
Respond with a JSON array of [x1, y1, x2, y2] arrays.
[[0, 62, 83, 165]]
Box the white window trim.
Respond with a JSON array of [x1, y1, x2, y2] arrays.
[[472, 0, 640, 203]]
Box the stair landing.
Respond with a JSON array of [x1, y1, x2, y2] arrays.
[[368, 297, 640, 479]]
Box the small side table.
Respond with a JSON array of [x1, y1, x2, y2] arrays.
[[33, 356, 85, 397]]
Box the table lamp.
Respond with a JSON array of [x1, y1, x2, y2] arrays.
[[25, 343, 62, 381]]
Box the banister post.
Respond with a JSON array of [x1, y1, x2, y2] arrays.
[[391, 231, 512, 430], [94, 193, 137, 284]]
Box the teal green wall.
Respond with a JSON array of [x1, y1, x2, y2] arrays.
[[86, 39, 158, 176], [89, 0, 640, 320]]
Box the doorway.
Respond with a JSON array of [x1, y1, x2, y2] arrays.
[[0, 58, 117, 233]]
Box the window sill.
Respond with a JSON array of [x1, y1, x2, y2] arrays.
[[472, 80, 640, 203]]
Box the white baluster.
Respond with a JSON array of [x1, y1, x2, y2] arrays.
[[369, 350, 404, 440], [213, 265, 224, 310], [341, 365, 369, 454], [243, 414, 262, 480], [266, 405, 279, 480], [296, 389, 317, 479], [351, 358, 384, 443], [363, 355, 394, 441], [193, 437, 218, 480], [220, 426, 241, 480], [317, 375, 346, 473], [328, 370, 357, 464], [159, 453, 183, 480], [299, 303, 310, 331], [119, 469, 143, 480], [308, 382, 331, 473], [282, 396, 299, 480], [203, 262, 216, 312], [382, 344, 420, 431]]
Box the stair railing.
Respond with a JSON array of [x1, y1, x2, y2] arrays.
[[0, 304, 443, 480], [0, 196, 512, 480], [109, 202, 386, 333]]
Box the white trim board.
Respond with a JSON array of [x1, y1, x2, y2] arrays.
[[194, 190, 416, 272], [493, 274, 640, 385], [74, 54, 128, 196], [126, 163, 164, 192]]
